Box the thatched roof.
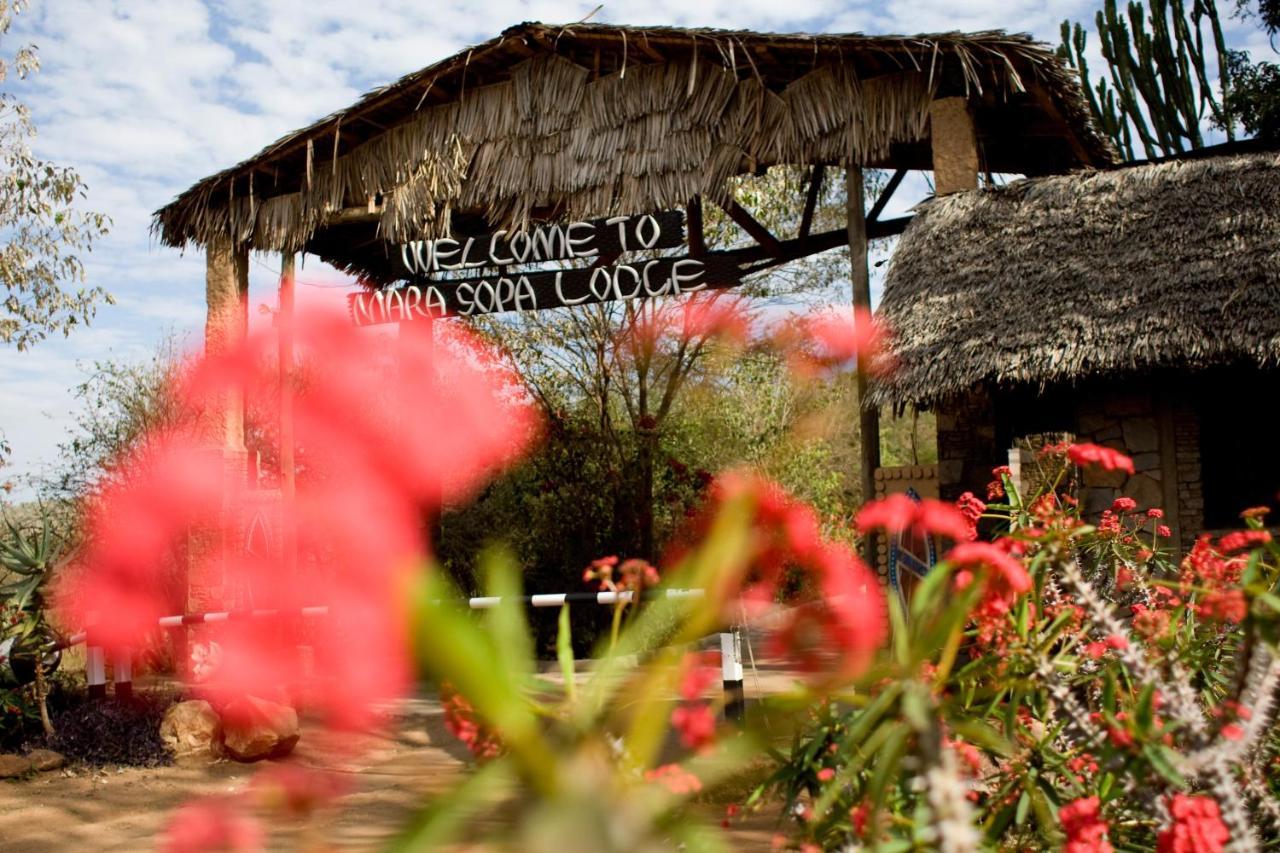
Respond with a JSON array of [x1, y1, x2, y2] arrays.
[[872, 147, 1280, 408], [152, 21, 1114, 277]]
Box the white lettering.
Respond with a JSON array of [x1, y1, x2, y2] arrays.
[[566, 221, 598, 258], [530, 225, 564, 262], [509, 231, 531, 264], [514, 276, 538, 310], [637, 214, 660, 249], [672, 259, 707, 293], [457, 282, 476, 315], [555, 271, 589, 306], [489, 230, 513, 265], [434, 238, 461, 271], [606, 215, 630, 251], [613, 264, 642, 300], [642, 259, 670, 296], [588, 267, 614, 301], [424, 286, 448, 316]]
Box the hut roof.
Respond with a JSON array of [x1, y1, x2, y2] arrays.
[[152, 21, 1114, 274], [871, 146, 1280, 408]]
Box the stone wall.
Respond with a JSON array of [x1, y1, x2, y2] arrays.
[[936, 386, 998, 502]]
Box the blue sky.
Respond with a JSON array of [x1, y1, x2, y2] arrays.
[[0, 0, 1271, 493]]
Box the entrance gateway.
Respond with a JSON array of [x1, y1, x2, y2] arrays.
[[152, 21, 1115, 605]]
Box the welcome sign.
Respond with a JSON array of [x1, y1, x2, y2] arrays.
[[349, 210, 743, 324]]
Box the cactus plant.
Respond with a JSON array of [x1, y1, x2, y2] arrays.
[[1060, 0, 1234, 160]]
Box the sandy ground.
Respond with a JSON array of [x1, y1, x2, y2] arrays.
[[0, 665, 802, 851]]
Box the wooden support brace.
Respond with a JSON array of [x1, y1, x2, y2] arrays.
[[719, 198, 781, 255], [867, 168, 907, 224], [847, 167, 881, 567], [798, 164, 824, 239], [687, 196, 707, 257]]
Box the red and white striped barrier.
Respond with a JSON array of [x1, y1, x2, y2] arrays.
[[70, 589, 743, 720]]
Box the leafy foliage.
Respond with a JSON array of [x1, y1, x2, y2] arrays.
[[0, 0, 111, 350]]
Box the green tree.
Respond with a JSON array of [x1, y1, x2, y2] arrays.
[[1, 0, 111, 351]]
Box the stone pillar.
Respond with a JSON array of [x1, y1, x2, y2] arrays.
[[930, 97, 980, 195]]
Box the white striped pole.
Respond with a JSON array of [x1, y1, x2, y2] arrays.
[[86, 644, 107, 700], [112, 648, 133, 700], [720, 628, 745, 724]]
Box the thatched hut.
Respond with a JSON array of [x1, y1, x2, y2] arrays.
[[873, 146, 1280, 548]]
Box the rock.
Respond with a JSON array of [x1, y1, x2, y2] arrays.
[[0, 754, 32, 778], [1122, 474, 1164, 512], [1121, 417, 1160, 453], [1132, 452, 1162, 473], [160, 700, 223, 759], [222, 696, 299, 762], [26, 749, 65, 771], [1083, 464, 1127, 489], [1082, 487, 1118, 516]]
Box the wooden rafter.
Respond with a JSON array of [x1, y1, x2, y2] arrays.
[[718, 198, 781, 254], [798, 164, 824, 239], [867, 168, 907, 224], [686, 196, 707, 257]]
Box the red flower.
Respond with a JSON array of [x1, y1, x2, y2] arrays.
[[816, 767, 836, 782], [1157, 795, 1230, 852], [645, 763, 702, 795], [679, 652, 719, 701], [1217, 530, 1271, 554], [163, 799, 262, 853], [1068, 443, 1135, 475], [1196, 590, 1247, 623], [1157, 525, 1173, 538], [854, 493, 916, 534], [855, 494, 979, 542], [62, 311, 537, 730], [1148, 508, 1165, 519], [986, 465, 1012, 500], [671, 702, 717, 751], [1084, 641, 1107, 659], [1111, 497, 1137, 513], [1060, 797, 1113, 853], [442, 684, 503, 761], [1105, 634, 1128, 650], [946, 542, 1031, 596]]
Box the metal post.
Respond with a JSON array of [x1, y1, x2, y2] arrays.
[[720, 629, 745, 724]]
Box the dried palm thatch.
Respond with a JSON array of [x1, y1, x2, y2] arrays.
[[872, 148, 1280, 408], [152, 22, 1114, 257]]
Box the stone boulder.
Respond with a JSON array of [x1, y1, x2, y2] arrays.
[[222, 695, 299, 762], [160, 699, 223, 759], [0, 753, 31, 778], [26, 748, 65, 771]]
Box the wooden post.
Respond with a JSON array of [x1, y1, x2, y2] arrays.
[[400, 316, 443, 550], [278, 253, 297, 580], [929, 97, 980, 195], [204, 236, 250, 450], [847, 167, 880, 567]]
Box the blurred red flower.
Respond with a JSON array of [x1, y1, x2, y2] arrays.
[[1067, 443, 1135, 475], [61, 309, 538, 731]]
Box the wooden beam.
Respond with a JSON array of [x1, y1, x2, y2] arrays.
[[278, 252, 297, 580], [719, 197, 781, 255], [866, 168, 907, 224], [847, 167, 881, 568], [798, 165, 824, 239], [687, 196, 707, 257]]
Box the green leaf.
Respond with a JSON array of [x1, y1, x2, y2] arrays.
[[557, 604, 575, 704]]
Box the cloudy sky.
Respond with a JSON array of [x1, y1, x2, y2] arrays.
[[0, 0, 1270, 492]]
